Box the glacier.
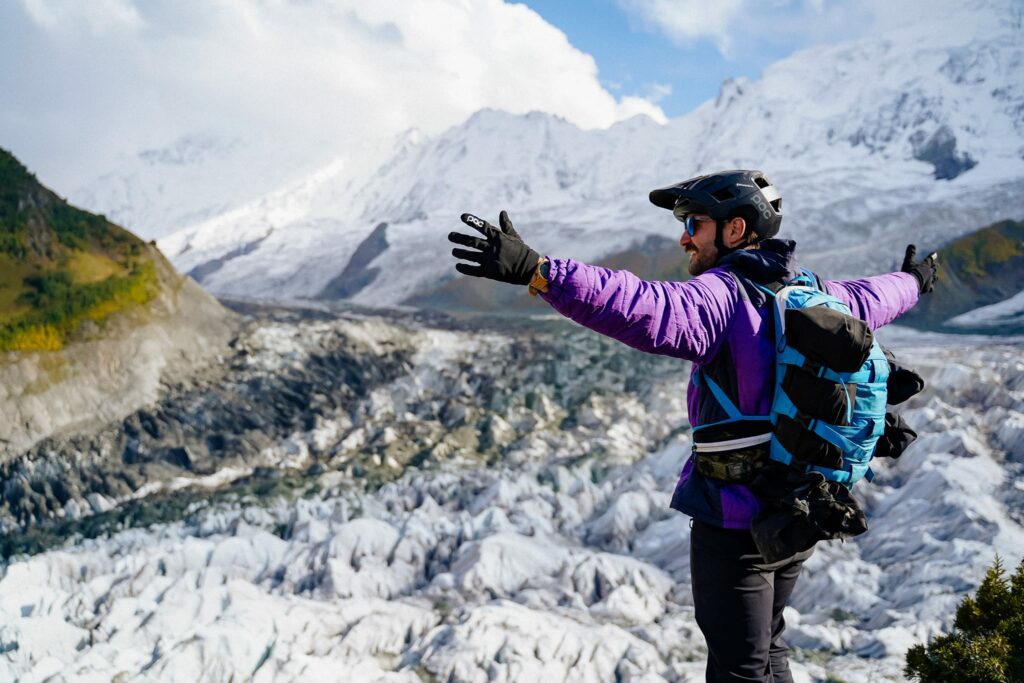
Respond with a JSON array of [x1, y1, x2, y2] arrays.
[[1, 308, 1021, 682]]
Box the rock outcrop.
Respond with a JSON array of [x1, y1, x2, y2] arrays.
[[0, 248, 236, 458]]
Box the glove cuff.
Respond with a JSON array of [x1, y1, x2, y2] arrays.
[[909, 268, 927, 293]]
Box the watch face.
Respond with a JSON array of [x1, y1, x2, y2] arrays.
[[528, 261, 549, 295]]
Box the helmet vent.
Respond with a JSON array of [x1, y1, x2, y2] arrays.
[[711, 188, 735, 201], [771, 199, 782, 212], [754, 176, 770, 189]]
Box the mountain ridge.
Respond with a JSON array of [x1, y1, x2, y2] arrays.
[[148, 1, 1023, 314]]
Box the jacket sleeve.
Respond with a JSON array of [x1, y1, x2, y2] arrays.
[[539, 257, 738, 363], [823, 271, 920, 330]]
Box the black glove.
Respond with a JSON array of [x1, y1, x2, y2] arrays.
[[874, 411, 917, 459], [448, 211, 540, 285], [901, 244, 939, 294], [883, 347, 925, 405]]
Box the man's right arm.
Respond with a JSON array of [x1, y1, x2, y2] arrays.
[[539, 257, 738, 363]]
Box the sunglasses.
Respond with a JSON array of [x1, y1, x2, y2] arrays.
[[673, 206, 714, 236]]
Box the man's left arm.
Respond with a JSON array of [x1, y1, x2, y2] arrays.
[[824, 272, 920, 329], [823, 245, 938, 329]]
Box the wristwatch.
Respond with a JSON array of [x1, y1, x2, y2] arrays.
[[528, 257, 550, 296]]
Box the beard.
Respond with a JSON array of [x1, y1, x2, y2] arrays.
[[686, 245, 718, 276]]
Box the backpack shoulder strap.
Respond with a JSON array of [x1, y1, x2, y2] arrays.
[[798, 268, 825, 292], [693, 369, 743, 420]]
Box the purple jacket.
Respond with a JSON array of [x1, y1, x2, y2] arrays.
[[540, 239, 920, 529]]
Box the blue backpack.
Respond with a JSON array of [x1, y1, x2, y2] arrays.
[[696, 269, 890, 487]]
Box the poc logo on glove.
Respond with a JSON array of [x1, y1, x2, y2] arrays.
[[463, 215, 486, 230]]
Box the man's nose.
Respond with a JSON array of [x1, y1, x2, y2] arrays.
[[679, 231, 693, 248]]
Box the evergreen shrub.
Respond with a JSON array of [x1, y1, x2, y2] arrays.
[[905, 557, 1024, 683]]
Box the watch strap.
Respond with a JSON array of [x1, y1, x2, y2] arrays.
[[528, 257, 550, 296]]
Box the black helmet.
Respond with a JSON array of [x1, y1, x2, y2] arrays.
[[649, 170, 782, 241]]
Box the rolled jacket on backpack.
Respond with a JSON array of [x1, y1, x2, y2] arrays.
[[539, 239, 921, 531], [784, 306, 874, 373]]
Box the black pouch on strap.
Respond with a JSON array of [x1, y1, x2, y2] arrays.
[[749, 468, 869, 563], [774, 414, 844, 469], [785, 308, 873, 372], [882, 347, 925, 405], [694, 447, 769, 483], [781, 366, 855, 426], [874, 411, 917, 458]]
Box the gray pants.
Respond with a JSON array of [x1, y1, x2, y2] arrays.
[[690, 520, 814, 683]]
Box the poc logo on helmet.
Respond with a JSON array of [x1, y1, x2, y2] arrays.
[[751, 194, 772, 219]]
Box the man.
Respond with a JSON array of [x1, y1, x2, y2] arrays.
[[448, 170, 938, 682]]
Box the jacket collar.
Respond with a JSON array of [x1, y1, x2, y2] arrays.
[[716, 238, 799, 285]]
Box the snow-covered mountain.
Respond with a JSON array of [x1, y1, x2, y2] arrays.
[[151, 0, 1024, 306], [70, 133, 357, 240]]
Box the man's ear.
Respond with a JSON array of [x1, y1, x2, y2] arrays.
[[725, 217, 748, 248]]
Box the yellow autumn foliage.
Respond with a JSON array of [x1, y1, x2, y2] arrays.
[[5, 325, 63, 352], [0, 260, 158, 352]]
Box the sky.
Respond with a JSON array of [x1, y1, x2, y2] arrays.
[[520, 0, 876, 118], [0, 0, 912, 197]]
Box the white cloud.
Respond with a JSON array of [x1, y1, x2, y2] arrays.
[[20, 0, 142, 35], [617, 0, 746, 54], [617, 0, 983, 60], [0, 0, 666, 192], [643, 82, 674, 103]]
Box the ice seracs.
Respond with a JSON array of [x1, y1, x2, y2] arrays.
[[1, 313, 1022, 683]]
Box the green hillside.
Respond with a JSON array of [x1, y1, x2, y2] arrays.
[[0, 149, 158, 351], [899, 219, 1024, 334]]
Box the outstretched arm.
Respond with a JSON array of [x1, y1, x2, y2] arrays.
[[448, 212, 738, 362], [540, 258, 738, 363], [824, 245, 937, 330], [824, 272, 919, 330]]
